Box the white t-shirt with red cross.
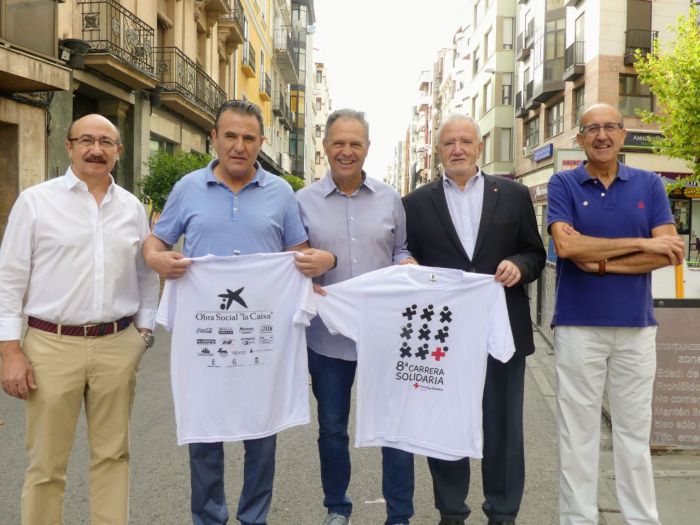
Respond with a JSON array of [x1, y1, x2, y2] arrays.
[[157, 252, 315, 445], [315, 264, 515, 460]]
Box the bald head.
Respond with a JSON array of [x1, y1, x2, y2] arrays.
[[67, 114, 121, 142], [578, 103, 623, 129]]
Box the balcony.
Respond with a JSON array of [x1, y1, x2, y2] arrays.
[[515, 91, 528, 118], [273, 92, 293, 130], [77, 0, 157, 89], [516, 32, 531, 61], [242, 42, 256, 77], [525, 80, 540, 110], [259, 74, 271, 101], [0, 1, 70, 93], [218, 0, 245, 48], [273, 27, 298, 83], [563, 41, 585, 82], [154, 47, 227, 130], [533, 53, 564, 104], [624, 29, 658, 65]]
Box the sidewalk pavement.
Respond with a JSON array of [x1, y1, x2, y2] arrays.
[[528, 329, 700, 525]]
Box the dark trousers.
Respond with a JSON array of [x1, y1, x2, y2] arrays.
[[428, 355, 526, 522]]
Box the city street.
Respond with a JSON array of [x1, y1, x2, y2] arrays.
[[1, 328, 698, 524]]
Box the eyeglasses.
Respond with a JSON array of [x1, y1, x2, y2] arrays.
[[68, 135, 120, 149], [579, 123, 624, 135]]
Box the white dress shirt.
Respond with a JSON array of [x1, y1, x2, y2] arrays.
[[443, 171, 484, 259], [0, 168, 159, 340]]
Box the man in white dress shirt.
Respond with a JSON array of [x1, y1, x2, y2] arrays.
[[0, 114, 159, 525]]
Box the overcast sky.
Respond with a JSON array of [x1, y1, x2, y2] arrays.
[[312, 0, 469, 179]]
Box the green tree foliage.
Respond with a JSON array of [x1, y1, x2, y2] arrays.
[[635, 6, 700, 186], [281, 174, 306, 192], [139, 150, 212, 216]]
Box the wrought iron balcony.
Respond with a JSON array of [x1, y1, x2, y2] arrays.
[[515, 91, 528, 118], [259, 74, 272, 101], [219, 0, 245, 47], [77, 0, 157, 89], [563, 41, 585, 81], [273, 27, 298, 83], [242, 42, 256, 77], [624, 29, 657, 65], [155, 47, 227, 130], [273, 92, 293, 130]]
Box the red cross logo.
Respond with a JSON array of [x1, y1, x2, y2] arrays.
[[432, 347, 446, 361], [413, 383, 420, 389]]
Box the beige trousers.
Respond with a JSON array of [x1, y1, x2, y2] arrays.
[[21, 326, 146, 525]]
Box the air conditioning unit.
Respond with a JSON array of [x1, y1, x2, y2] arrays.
[[522, 146, 532, 158]]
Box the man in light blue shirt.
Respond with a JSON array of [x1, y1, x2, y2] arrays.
[[144, 100, 333, 525], [295, 109, 416, 525]]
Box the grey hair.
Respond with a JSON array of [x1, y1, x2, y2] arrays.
[[324, 109, 370, 140], [437, 114, 482, 142], [215, 99, 265, 136]]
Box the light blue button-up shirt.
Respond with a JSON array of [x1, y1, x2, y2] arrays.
[[296, 172, 412, 360], [154, 160, 307, 257], [443, 171, 484, 259]]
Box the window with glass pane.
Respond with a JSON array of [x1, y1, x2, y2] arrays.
[[316, 70, 323, 84], [499, 128, 512, 161], [485, 28, 495, 59], [545, 18, 565, 81], [619, 75, 653, 116], [574, 86, 585, 126], [503, 18, 514, 50], [315, 125, 322, 138], [484, 80, 492, 113], [526, 117, 539, 147], [547, 101, 564, 138], [483, 133, 491, 164], [473, 46, 481, 75], [502, 73, 513, 105]]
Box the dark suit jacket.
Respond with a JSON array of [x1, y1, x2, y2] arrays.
[[402, 174, 546, 358]]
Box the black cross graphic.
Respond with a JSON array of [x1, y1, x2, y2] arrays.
[[435, 327, 449, 343], [439, 306, 452, 324], [402, 304, 418, 320], [400, 323, 413, 340], [420, 304, 435, 321], [415, 344, 430, 360], [399, 342, 412, 358], [418, 324, 431, 341]]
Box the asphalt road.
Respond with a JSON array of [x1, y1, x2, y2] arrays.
[[0, 327, 560, 524]]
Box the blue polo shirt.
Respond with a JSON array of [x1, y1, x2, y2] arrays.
[[154, 160, 307, 257], [547, 162, 673, 327]]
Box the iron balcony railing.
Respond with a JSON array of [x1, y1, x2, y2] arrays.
[[564, 41, 585, 70], [260, 73, 271, 98], [273, 92, 293, 129], [220, 0, 245, 33], [243, 42, 256, 73], [526, 80, 534, 101], [274, 27, 297, 63], [155, 47, 226, 117], [221, 0, 245, 24], [624, 29, 658, 59], [78, 0, 155, 75]]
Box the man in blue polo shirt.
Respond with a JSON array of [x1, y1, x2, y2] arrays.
[[547, 103, 684, 525], [143, 100, 333, 525]]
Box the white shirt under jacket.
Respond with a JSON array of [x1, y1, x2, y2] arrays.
[[0, 167, 160, 340]]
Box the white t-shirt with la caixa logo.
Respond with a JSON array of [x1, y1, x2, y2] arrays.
[[157, 252, 316, 445], [315, 264, 515, 460]]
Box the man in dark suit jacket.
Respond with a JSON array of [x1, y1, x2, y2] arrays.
[[402, 114, 545, 525]]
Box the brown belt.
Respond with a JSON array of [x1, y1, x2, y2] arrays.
[[27, 316, 134, 337]]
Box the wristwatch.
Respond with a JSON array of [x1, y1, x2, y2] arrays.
[[140, 330, 155, 349]]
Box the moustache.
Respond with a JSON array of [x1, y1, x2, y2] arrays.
[[85, 156, 108, 163]]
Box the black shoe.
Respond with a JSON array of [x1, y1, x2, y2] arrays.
[[487, 520, 515, 525], [438, 519, 465, 525]]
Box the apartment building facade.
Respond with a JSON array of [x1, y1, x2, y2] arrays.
[[0, 0, 318, 237], [513, 0, 694, 335], [311, 60, 330, 182]]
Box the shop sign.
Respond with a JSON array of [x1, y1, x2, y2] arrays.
[[623, 130, 663, 150], [528, 183, 548, 203], [533, 143, 554, 162]]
